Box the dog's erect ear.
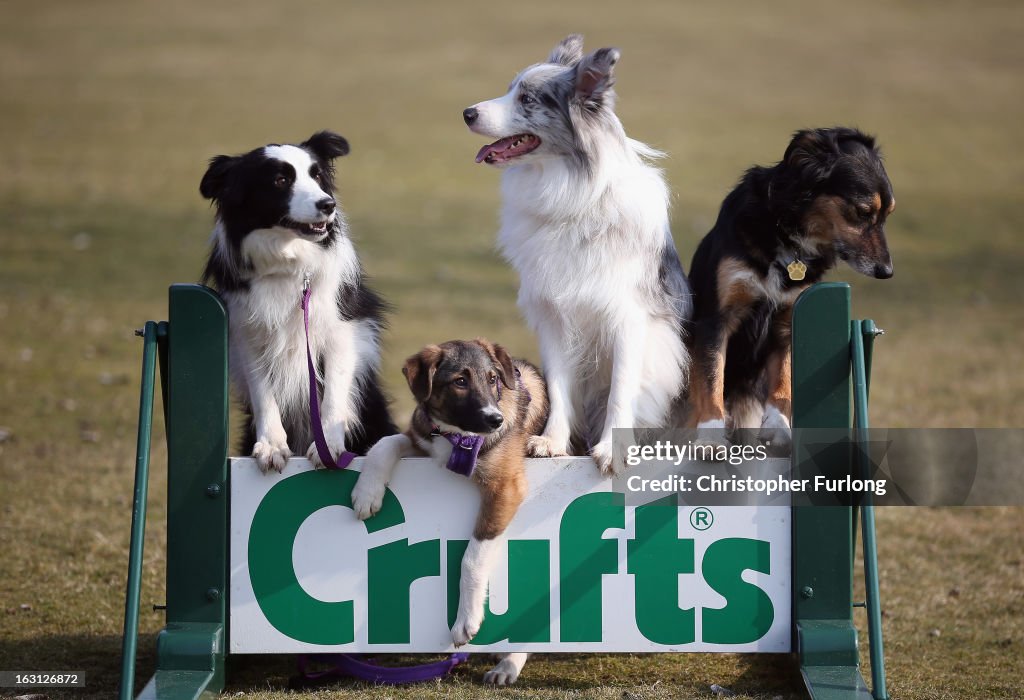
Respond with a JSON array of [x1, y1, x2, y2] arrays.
[[199, 155, 239, 201], [403, 345, 443, 403], [574, 47, 620, 107], [302, 131, 350, 161], [475, 338, 516, 390], [548, 34, 584, 66]]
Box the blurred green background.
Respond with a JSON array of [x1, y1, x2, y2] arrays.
[[1, 1, 1021, 698]]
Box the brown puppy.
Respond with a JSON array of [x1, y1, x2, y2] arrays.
[[351, 338, 548, 685], [687, 127, 895, 451]]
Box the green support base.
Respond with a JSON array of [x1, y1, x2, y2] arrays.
[[136, 622, 224, 699], [801, 666, 873, 700], [137, 671, 218, 700]]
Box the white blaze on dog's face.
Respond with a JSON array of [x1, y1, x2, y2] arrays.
[[463, 34, 621, 168], [263, 144, 337, 238]]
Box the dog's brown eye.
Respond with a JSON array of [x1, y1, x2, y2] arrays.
[[274, 175, 288, 188], [519, 93, 536, 106], [453, 377, 468, 388], [488, 374, 496, 385]]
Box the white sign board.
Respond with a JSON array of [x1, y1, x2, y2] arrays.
[[230, 457, 791, 653]]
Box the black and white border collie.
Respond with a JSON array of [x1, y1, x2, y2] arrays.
[[199, 131, 397, 472]]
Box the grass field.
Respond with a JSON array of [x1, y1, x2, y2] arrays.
[[1, 1, 1022, 698]]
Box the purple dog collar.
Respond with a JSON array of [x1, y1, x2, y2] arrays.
[[431, 428, 485, 477]]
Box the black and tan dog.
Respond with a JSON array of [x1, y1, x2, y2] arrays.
[[351, 338, 548, 685], [687, 127, 895, 450]]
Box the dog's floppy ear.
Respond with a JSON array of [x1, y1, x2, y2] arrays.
[[783, 129, 839, 183], [403, 344, 443, 403], [302, 131, 350, 161], [574, 47, 620, 107], [199, 155, 239, 201], [475, 338, 516, 390], [548, 34, 584, 66]]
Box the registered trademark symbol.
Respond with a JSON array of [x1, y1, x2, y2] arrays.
[[690, 507, 714, 531]]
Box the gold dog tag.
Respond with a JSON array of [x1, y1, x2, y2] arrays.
[[787, 260, 807, 281]]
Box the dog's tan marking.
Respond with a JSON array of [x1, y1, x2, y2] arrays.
[[804, 195, 860, 244], [718, 257, 764, 329]]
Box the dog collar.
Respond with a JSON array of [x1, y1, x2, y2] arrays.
[[430, 428, 484, 477], [777, 252, 807, 281]]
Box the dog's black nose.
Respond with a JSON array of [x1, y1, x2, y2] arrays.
[[481, 410, 503, 430], [463, 107, 478, 125], [874, 262, 894, 279], [316, 198, 336, 215]]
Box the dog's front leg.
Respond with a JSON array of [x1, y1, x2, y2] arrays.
[[759, 323, 793, 455], [452, 475, 526, 647], [352, 433, 415, 520], [307, 322, 357, 468], [689, 314, 731, 451], [236, 330, 292, 473], [591, 317, 646, 476], [527, 316, 574, 459]]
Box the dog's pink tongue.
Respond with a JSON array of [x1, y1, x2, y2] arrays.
[[475, 137, 515, 163]]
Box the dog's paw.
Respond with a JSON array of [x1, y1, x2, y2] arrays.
[[351, 473, 387, 521], [527, 434, 569, 458], [306, 423, 347, 469], [451, 609, 483, 647], [759, 407, 792, 456], [590, 439, 624, 477], [483, 656, 524, 686], [253, 433, 291, 474], [693, 419, 731, 460]]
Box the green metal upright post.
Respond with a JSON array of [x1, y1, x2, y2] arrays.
[[791, 283, 871, 699], [851, 321, 888, 700], [137, 284, 229, 700], [119, 321, 161, 700]]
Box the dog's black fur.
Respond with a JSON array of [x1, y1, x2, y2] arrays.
[[688, 127, 895, 438]]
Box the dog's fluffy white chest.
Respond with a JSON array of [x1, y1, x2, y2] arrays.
[[222, 228, 363, 412], [497, 160, 670, 329]]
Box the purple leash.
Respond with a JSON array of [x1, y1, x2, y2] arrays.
[[294, 652, 470, 687], [298, 276, 468, 685], [302, 277, 357, 470]]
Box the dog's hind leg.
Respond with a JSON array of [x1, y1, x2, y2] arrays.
[[484, 652, 529, 686], [346, 376, 399, 455]]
